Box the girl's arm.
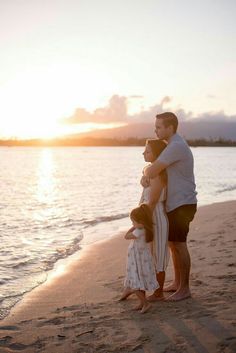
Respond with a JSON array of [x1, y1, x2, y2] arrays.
[[148, 175, 165, 212], [125, 229, 137, 240], [125, 226, 135, 234], [139, 175, 150, 204]]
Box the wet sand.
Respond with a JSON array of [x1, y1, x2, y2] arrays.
[[0, 201, 235, 353]]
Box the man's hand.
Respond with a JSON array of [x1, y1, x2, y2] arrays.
[[140, 175, 150, 188], [144, 160, 167, 179]]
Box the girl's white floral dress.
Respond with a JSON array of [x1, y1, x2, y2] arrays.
[[124, 228, 158, 291]]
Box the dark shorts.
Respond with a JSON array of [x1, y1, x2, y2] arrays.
[[167, 204, 197, 242]]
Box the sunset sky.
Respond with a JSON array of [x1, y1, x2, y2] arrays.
[[0, 0, 235, 139]]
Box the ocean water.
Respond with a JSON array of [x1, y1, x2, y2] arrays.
[[0, 146, 236, 319]]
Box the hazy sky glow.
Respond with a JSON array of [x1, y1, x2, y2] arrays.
[[0, 0, 235, 138]]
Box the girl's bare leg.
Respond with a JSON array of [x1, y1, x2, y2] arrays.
[[135, 290, 151, 313], [147, 271, 165, 301], [119, 287, 134, 301]]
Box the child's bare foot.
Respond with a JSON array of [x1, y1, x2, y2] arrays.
[[118, 289, 134, 301], [140, 302, 151, 314], [147, 288, 164, 302], [147, 293, 164, 302], [132, 303, 143, 311]]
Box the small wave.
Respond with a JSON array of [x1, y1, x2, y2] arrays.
[[217, 185, 236, 194], [12, 260, 34, 269], [59, 219, 84, 228], [0, 280, 47, 320], [56, 213, 129, 229], [0, 233, 84, 320], [83, 213, 129, 228], [42, 233, 83, 271]]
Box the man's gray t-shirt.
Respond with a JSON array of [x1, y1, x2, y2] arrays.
[[158, 133, 197, 212]]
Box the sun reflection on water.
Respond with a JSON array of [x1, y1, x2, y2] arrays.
[[37, 149, 54, 202], [34, 148, 59, 221]]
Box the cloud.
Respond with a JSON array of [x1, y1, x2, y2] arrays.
[[174, 108, 193, 121], [62, 95, 128, 125], [207, 94, 217, 99], [195, 111, 236, 122], [129, 101, 236, 125], [160, 96, 172, 106], [128, 96, 173, 123], [94, 95, 128, 123], [62, 95, 172, 125], [61, 94, 236, 126], [63, 108, 91, 124], [129, 95, 144, 99]]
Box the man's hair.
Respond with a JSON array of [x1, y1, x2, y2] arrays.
[[156, 112, 178, 133]]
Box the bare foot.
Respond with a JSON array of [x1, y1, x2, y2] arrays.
[[118, 289, 134, 301], [165, 290, 191, 302], [140, 302, 151, 314], [163, 283, 178, 292], [132, 303, 143, 311], [147, 291, 164, 302]]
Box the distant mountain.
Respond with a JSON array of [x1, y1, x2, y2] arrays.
[[179, 119, 236, 140], [79, 123, 156, 139], [77, 119, 236, 141]]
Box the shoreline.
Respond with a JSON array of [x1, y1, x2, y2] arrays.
[[0, 200, 236, 352], [1, 200, 235, 319], [0, 200, 220, 321], [0, 216, 130, 321], [0, 199, 233, 321]]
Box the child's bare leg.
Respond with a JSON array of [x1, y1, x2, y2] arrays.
[[135, 290, 151, 313], [119, 287, 134, 301], [147, 271, 165, 301], [155, 271, 166, 297]]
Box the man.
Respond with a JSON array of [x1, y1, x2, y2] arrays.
[[144, 112, 197, 301]]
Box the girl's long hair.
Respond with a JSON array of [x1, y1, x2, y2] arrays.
[[130, 204, 153, 243], [146, 139, 167, 183]]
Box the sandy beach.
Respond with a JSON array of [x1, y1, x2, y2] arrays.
[[0, 201, 235, 353]]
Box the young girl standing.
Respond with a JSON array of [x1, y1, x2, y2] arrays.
[[121, 204, 158, 313]]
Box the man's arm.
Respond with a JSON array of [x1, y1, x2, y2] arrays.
[[144, 160, 168, 179]]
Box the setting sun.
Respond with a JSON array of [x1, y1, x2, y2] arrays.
[[0, 61, 117, 139]]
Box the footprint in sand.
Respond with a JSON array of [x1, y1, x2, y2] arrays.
[[218, 336, 236, 352], [36, 316, 65, 327], [192, 279, 207, 286], [0, 336, 32, 351], [0, 335, 12, 346], [55, 304, 81, 313], [0, 326, 20, 331], [216, 274, 236, 281]]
